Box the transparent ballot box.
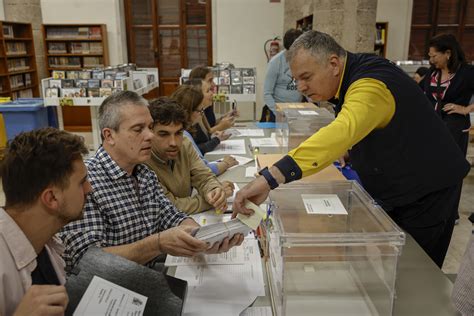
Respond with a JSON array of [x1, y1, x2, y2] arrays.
[[266, 181, 405, 316], [275, 106, 334, 150]]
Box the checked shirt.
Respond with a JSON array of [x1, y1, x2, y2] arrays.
[[59, 147, 187, 270]]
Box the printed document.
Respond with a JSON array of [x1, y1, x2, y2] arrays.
[[73, 276, 147, 316], [250, 137, 279, 147], [175, 238, 265, 315], [212, 139, 247, 155], [165, 245, 245, 266], [301, 194, 348, 215], [229, 129, 265, 137]]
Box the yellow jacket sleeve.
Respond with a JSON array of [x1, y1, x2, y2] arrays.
[[288, 78, 396, 177]]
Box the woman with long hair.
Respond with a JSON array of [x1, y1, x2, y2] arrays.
[[170, 84, 237, 175]]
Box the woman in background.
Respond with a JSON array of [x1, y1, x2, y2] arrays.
[[422, 33, 474, 156], [421, 33, 474, 223], [171, 84, 237, 175], [189, 66, 237, 132], [186, 79, 231, 155]]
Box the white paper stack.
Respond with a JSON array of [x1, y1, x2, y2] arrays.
[[194, 219, 253, 246], [174, 238, 266, 316]]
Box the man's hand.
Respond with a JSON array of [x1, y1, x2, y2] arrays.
[[222, 181, 235, 197], [206, 187, 227, 211], [232, 176, 271, 218], [14, 285, 69, 316], [205, 234, 245, 254], [159, 226, 209, 257]]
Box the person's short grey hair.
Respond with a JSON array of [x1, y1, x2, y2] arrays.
[[287, 30, 346, 65], [98, 91, 148, 139]]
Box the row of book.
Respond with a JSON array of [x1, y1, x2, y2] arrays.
[[48, 42, 103, 54], [3, 25, 14, 38], [48, 57, 104, 69], [10, 73, 32, 89], [7, 58, 29, 72], [52, 68, 128, 80], [13, 88, 33, 100], [45, 87, 120, 98], [49, 78, 127, 90], [6, 42, 27, 55], [218, 85, 255, 94], [46, 27, 102, 39], [44, 64, 159, 99]]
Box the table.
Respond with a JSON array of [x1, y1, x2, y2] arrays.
[[202, 123, 457, 315]]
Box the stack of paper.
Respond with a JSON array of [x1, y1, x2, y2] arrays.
[[211, 139, 247, 155], [228, 129, 265, 137], [172, 238, 266, 316], [250, 137, 279, 147], [194, 219, 253, 245]]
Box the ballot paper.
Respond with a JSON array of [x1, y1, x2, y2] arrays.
[[175, 238, 265, 315], [301, 194, 348, 215], [211, 139, 247, 155], [228, 128, 265, 137], [250, 137, 279, 147], [236, 200, 267, 230], [73, 276, 147, 316], [193, 218, 253, 246], [298, 110, 319, 115]]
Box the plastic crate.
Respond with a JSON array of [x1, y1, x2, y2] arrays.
[[0, 99, 48, 140]]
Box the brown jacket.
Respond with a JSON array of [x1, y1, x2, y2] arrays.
[[146, 138, 223, 214]]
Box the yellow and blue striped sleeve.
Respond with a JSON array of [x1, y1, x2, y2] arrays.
[[274, 78, 396, 181]]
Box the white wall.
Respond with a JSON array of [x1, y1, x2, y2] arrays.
[[0, 0, 4, 21], [40, 0, 127, 65], [376, 0, 413, 61], [212, 0, 284, 120]]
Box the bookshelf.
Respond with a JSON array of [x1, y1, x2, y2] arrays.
[[0, 21, 39, 99], [42, 24, 109, 132], [374, 22, 388, 58]]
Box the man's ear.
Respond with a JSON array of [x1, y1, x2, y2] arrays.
[[40, 187, 60, 215], [102, 128, 115, 146], [328, 55, 342, 77]]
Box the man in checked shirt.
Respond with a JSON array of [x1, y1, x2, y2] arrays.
[[59, 91, 244, 271]]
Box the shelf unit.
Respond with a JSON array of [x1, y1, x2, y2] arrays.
[[0, 21, 39, 99], [374, 22, 388, 58], [42, 24, 110, 132], [41, 67, 159, 149], [296, 15, 313, 32]]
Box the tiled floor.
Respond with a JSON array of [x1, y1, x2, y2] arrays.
[[443, 167, 474, 274]]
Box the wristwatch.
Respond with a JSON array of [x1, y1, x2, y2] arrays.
[[258, 167, 279, 190]]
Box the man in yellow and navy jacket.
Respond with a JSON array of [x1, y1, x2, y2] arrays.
[[233, 30, 470, 269]]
